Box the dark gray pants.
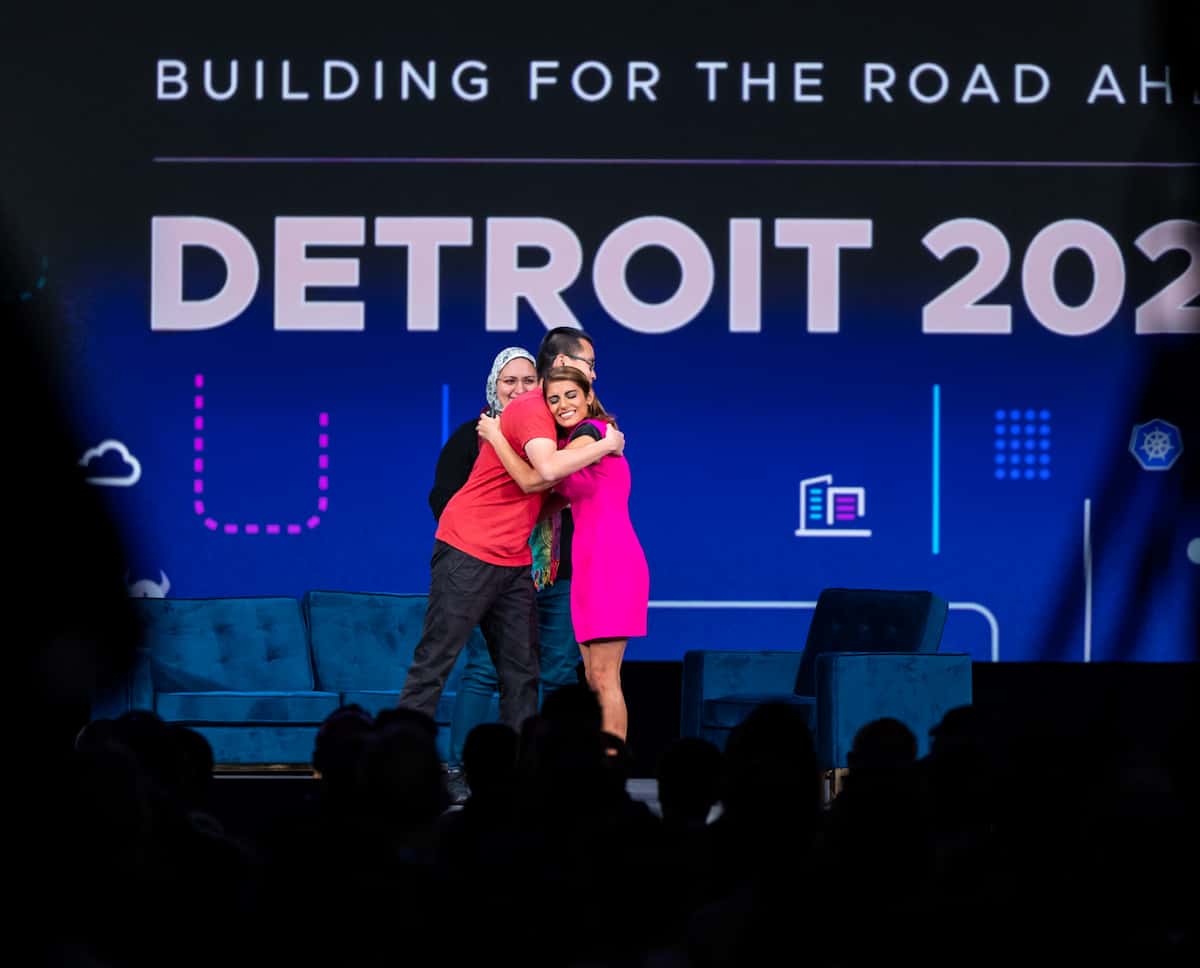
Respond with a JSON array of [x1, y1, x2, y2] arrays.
[[398, 540, 539, 733]]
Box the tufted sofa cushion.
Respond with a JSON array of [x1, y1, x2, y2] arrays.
[[133, 597, 315, 692], [303, 589, 479, 744], [304, 589, 429, 694]]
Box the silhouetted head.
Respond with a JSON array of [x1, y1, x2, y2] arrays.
[[167, 724, 214, 811], [929, 705, 981, 758], [109, 710, 176, 794], [658, 736, 722, 826], [359, 719, 449, 830], [525, 685, 612, 804], [70, 743, 155, 864], [722, 702, 820, 832], [311, 705, 375, 808], [540, 682, 603, 735], [75, 718, 118, 753], [848, 717, 918, 771], [374, 706, 438, 741], [462, 722, 519, 797]]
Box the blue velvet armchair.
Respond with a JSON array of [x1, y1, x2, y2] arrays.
[[680, 588, 972, 769]]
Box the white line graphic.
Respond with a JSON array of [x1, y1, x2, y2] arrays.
[[648, 599, 1000, 662]]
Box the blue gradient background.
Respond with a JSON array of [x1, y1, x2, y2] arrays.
[[62, 165, 1197, 663]]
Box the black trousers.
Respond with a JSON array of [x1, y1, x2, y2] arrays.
[[398, 540, 540, 733]]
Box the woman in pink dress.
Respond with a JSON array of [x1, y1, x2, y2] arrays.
[[478, 366, 648, 741]]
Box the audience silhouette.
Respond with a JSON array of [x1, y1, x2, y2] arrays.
[[44, 680, 1200, 966]]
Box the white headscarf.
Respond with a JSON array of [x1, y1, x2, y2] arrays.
[[485, 346, 537, 413]]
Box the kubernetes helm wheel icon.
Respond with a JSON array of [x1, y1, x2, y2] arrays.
[[1129, 419, 1183, 472]]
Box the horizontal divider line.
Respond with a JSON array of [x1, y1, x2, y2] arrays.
[[152, 156, 1200, 168]]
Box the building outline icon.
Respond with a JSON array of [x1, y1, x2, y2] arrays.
[[795, 473, 872, 538]]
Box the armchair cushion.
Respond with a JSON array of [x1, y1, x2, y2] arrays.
[[682, 650, 804, 737], [702, 694, 816, 731]]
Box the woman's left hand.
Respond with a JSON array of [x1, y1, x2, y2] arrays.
[[477, 413, 502, 444]]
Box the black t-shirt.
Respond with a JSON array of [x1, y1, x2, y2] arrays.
[[567, 421, 604, 443]]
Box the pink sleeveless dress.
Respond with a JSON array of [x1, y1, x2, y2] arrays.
[[555, 419, 649, 643]]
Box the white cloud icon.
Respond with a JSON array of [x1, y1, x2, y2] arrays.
[[79, 439, 142, 487]]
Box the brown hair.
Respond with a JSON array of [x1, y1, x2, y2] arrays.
[[542, 366, 617, 427]]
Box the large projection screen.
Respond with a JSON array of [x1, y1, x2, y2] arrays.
[[2, 1, 1196, 663]]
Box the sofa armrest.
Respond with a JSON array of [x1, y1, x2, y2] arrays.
[[90, 646, 154, 719], [815, 651, 972, 769], [129, 646, 155, 711]]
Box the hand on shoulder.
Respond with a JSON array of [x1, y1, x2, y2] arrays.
[[477, 413, 501, 444], [603, 423, 625, 457]]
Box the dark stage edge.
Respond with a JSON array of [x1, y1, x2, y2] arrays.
[[210, 659, 1196, 776], [616, 659, 1195, 773], [205, 660, 1194, 842]]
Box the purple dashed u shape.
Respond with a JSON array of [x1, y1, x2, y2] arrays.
[[191, 373, 329, 535]]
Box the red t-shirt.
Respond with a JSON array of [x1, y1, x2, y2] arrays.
[[436, 390, 557, 566]]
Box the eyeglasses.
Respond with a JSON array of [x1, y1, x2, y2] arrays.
[[563, 351, 596, 372]]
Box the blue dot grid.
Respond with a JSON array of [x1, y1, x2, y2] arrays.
[[994, 407, 1051, 480]]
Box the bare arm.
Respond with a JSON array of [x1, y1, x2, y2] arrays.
[[525, 428, 623, 483], [477, 414, 554, 493]]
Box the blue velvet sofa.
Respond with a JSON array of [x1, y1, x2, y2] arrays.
[[92, 591, 484, 766], [680, 588, 972, 768]]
